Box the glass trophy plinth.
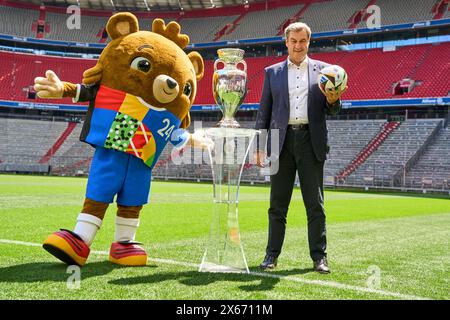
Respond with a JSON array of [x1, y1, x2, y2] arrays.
[[197, 127, 258, 273]]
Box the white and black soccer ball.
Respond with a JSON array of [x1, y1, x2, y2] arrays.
[[318, 65, 348, 94]]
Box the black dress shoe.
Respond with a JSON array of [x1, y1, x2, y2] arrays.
[[259, 255, 278, 270], [313, 257, 330, 274]]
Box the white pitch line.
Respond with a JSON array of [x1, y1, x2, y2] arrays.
[[248, 271, 429, 300], [0, 239, 431, 300], [0, 239, 199, 269], [89, 249, 199, 268], [0, 239, 41, 247]]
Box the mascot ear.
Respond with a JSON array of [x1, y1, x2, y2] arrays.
[[180, 112, 191, 129], [188, 52, 204, 81], [106, 12, 139, 40]]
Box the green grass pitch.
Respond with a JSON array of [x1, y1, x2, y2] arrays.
[[0, 174, 448, 300]]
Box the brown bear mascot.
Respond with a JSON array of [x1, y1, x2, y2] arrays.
[[34, 12, 210, 267]]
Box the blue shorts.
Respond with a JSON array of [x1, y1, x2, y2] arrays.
[[86, 147, 152, 206]]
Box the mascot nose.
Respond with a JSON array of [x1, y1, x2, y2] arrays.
[[166, 78, 177, 89], [153, 74, 180, 104]]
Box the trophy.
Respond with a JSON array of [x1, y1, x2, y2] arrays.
[[213, 48, 247, 128], [197, 48, 258, 273]]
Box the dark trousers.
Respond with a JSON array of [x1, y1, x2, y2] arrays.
[[266, 126, 327, 261]]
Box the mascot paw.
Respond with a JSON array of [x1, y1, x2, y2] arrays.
[[42, 229, 90, 266], [109, 241, 148, 266]]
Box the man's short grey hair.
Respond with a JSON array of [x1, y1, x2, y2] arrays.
[[284, 22, 312, 40]]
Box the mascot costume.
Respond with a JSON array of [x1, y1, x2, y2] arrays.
[[34, 12, 209, 267]]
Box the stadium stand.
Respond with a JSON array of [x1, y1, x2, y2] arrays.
[[1, 116, 446, 190], [0, 5, 37, 38], [0, 1, 446, 43], [335, 121, 400, 180], [432, 0, 450, 20], [324, 119, 387, 181], [375, 0, 436, 25], [39, 122, 77, 164], [404, 126, 450, 189], [0, 50, 95, 104], [402, 43, 450, 98], [445, 5, 450, 19], [298, 0, 367, 32], [49, 123, 94, 176], [179, 15, 239, 43], [0, 1, 448, 194], [1, 42, 449, 106], [0, 118, 66, 172], [45, 12, 109, 43], [240, 43, 450, 102], [220, 4, 303, 40], [343, 119, 443, 187]]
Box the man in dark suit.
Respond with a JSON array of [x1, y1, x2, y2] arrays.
[[254, 22, 346, 273]]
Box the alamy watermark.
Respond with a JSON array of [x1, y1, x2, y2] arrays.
[[366, 265, 381, 289], [366, 5, 381, 29], [66, 265, 81, 290], [66, 5, 81, 30]]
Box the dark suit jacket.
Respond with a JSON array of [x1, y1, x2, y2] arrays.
[[255, 58, 341, 162]]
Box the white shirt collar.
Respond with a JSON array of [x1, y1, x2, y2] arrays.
[[287, 56, 309, 68]]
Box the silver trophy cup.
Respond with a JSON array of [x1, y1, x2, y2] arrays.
[[213, 48, 247, 128]]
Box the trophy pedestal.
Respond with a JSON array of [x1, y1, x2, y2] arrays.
[[197, 127, 258, 274]]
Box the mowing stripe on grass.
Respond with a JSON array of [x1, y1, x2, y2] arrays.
[[0, 238, 431, 300]]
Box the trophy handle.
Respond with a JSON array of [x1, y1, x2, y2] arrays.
[[237, 60, 247, 73], [214, 59, 223, 72]]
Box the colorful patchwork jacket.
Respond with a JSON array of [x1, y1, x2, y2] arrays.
[[74, 84, 189, 169]]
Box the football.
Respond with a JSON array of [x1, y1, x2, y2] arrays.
[[318, 65, 348, 94]]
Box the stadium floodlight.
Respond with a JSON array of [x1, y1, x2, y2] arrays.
[[110, 0, 116, 10]]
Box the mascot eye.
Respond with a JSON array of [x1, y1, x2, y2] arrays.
[[183, 83, 192, 97], [130, 57, 151, 73]]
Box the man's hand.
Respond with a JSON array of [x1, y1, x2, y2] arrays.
[[254, 150, 268, 168], [189, 132, 214, 150], [34, 70, 64, 99], [321, 85, 348, 105]]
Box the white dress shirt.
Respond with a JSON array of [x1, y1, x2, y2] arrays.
[[287, 56, 309, 125]]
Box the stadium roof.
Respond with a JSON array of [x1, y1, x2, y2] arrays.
[[17, 0, 264, 11]]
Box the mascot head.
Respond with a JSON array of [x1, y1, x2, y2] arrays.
[[82, 13, 204, 128]]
